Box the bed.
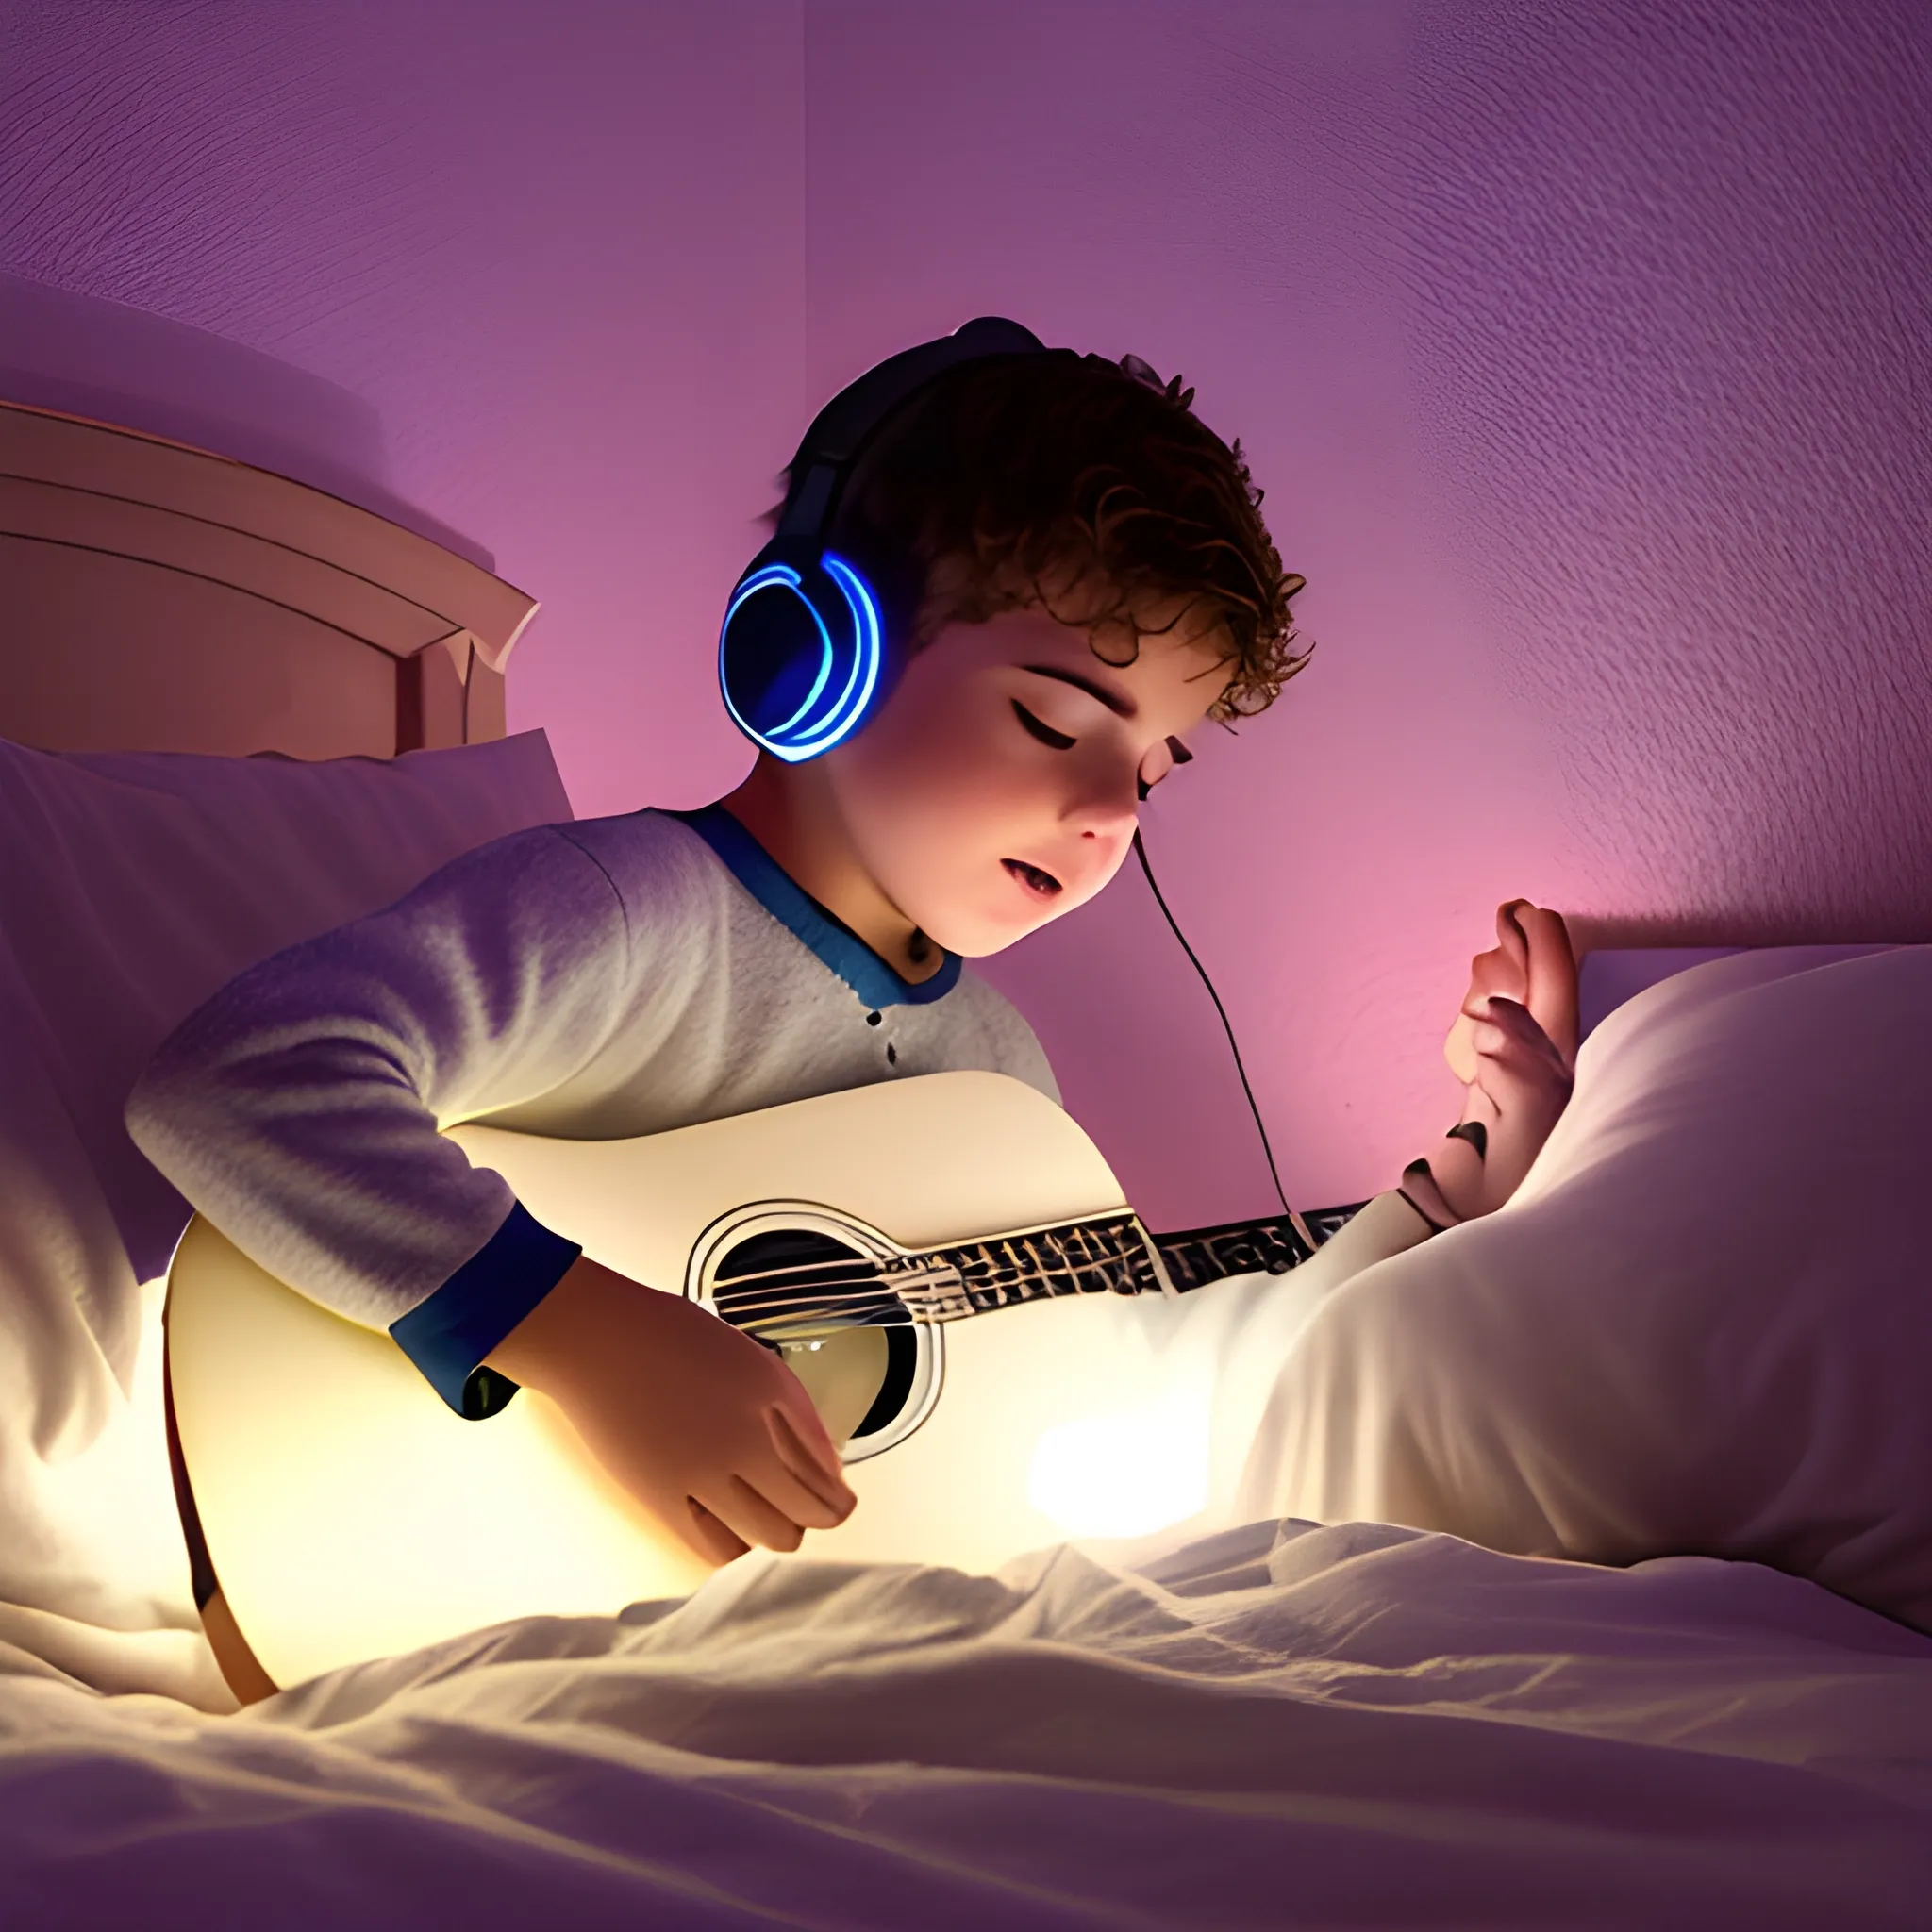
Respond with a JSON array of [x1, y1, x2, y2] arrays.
[[3, 403, 1928, 1929]]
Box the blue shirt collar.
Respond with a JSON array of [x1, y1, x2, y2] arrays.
[[660, 805, 963, 1009]]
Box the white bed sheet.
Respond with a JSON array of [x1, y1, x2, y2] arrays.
[[6, 1516, 1929, 1929]]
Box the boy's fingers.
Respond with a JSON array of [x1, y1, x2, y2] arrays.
[[1472, 1041, 1547, 1117], [1475, 995, 1569, 1067], [1447, 965, 1510, 1079], [1430, 907, 1579, 1218], [1446, 907, 1538, 1083], [1472, 1001, 1569, 1091], [1515, 905, 1580, 1066], [773, 1378, 849, 1485], [695, 1474, 808, 1555], [766, 1403, 858, 1519], [1494, 899, 1532, 977], [1470, 941, 1525, 1001], [681, 1495, 753, 1568], [753, 1424, 856, 1534], [1465, 951, 1526, 1021]]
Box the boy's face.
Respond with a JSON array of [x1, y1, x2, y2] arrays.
[[819, 587, 1232, 958]]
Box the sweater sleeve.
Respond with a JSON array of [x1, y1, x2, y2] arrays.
[[126, 825, 640, 1409]]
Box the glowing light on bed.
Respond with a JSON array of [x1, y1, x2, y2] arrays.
[[1026, 1398, 1210, 1540]]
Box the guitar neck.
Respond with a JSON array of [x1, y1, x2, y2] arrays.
[[1155, 1211, 1315, 1292], [890, 1199, 1372, 1324]]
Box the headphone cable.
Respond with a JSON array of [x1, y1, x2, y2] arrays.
[[1131, 828, 1316, 1250]]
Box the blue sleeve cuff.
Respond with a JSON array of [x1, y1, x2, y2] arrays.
[[389, 1201, 583, 1417]]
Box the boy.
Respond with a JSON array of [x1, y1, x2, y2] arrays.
[[128, 329, 1576, 1585]]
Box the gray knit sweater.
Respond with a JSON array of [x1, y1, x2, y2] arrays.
[[126, 805, 1058, 1405]]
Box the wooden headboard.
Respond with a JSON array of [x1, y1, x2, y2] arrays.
[[0, 399, 538, 759]]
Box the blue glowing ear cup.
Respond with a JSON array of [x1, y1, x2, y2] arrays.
[[718, 543, 887, 762]]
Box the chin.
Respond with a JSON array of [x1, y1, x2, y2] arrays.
[[936, 925, 1031, 960], [920, 897, 1068, 959]]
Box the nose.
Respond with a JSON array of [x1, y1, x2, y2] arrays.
[[1063, 756, 1141, 847]]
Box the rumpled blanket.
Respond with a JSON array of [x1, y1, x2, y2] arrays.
[[6, 1517, 1929, 1929]]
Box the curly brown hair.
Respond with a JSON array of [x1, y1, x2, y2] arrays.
[[760, 347, 1310, 719]]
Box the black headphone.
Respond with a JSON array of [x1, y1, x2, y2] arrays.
[[717, 315, 1048, 762]]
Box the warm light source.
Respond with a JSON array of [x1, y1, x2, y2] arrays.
[[1027, 1396, 1211, 1540]]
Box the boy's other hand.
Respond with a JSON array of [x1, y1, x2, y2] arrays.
[[1442, 898, 1579, 1086], [1414, 900, 1578, 1223], [484, 1256, 858, 1568]]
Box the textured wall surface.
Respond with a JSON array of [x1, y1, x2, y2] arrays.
[[1401, 0, 1932, 942], [0, 0, 808, 815], [4, 0, 1926, 1219]]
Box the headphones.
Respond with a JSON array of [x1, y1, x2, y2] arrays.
[[718, 315, 1048, 762]]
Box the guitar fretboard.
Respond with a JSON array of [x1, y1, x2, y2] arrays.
[[891, 1201, 1371, 1324], [904, 1213, 1164, 1322], [712, 1200, 1374, 1337], [1157, 1212, 1313, 1292]]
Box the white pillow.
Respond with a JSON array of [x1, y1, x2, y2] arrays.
[[0, 732, 570, 1697], [1238, 945, 1932, 1634]]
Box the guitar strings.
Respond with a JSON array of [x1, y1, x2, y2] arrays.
[[707, 1224, 1135, 1302], [713, 1228, 1136, 1300], [712, 1225, 1153, 1328]]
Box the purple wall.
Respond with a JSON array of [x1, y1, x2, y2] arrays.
[[4, 1, 1927, 1222], [1, 0, 808, 811]]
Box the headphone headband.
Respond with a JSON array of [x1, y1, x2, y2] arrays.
[[774, 316, 1048, 541], [722, 316, 1050, 762]]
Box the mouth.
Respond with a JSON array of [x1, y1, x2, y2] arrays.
[[1003, 858, 1063, 901]]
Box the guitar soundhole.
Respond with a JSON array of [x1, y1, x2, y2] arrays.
[[712, 1225, 885, 1326], [711, 1227, 919, 1440], [714, 1226, 867, 1284], [852, 1326, 917, 1440]]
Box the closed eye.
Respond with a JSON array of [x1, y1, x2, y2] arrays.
[[1011, 699, 1076, 750]]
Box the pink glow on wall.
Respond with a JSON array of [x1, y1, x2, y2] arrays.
[[4, 1, 1926, 1222]]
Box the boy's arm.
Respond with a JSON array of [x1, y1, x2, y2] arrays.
[[127, 826, 636, 1406], [130, 823, 854, 1561]]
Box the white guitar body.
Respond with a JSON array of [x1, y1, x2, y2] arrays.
[[166, 1072, 1173, 1690]]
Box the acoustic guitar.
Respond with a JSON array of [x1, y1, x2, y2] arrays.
[[164, 1071, 1356, 1691]]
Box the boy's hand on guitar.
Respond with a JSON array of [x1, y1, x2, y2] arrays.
[[1401, 898, 1579, 1227], [484, 1255, 857, 1568]]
